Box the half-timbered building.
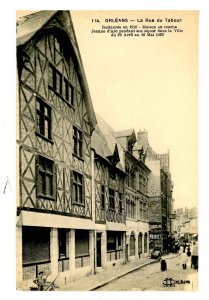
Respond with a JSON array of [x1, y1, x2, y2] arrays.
[[91, 114, 127, 270], [16, 11, 97, 289]]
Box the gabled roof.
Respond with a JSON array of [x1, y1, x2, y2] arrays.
[[16, 10, 97, 134], [116, 129, 136, 144], [91, 113, 125, 172], [16, 11, 56, 46]]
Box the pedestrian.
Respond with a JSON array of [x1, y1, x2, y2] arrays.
[[181, 251, 188, 270], [187, 247, 191, 258], [160, 257, 167, 271], [33, 271, 46, 291]]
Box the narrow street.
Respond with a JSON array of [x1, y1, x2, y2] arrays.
[[96, 253, 198, 291]]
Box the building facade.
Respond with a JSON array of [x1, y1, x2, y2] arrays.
[[16, 10, 175, 290], [91, 114, 127, 269], [133, 130, 174, 252], [16, 11, 97, 289], [116, 130, 150, 260]]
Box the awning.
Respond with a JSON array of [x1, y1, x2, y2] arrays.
[[16, 211, 96, 230], [106, 222, 127, 232]]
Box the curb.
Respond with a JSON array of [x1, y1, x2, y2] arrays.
[[89, 260, 158, 291], [89, 254, 180, 291]]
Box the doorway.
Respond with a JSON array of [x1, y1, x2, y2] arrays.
[[96, 233, 102, 267]]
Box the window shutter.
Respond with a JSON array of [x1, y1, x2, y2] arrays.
[[82, 176, 85, 205], [23, 227, 50, 264], [70, 169, 74, 202], [35, 155, 39, 197], [53, 163, 57, 200]]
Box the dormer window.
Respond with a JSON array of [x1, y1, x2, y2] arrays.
[[128, 140, 134, 154]]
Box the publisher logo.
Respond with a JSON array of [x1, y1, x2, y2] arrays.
[[163, 278, 190, 287]]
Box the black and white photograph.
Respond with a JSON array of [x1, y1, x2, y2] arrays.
[[0, 0, 209, 299]]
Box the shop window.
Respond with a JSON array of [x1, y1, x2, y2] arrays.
[[75, 230, 89, 256], [107, 232, 116, 251], [22, 226, 50, 265]]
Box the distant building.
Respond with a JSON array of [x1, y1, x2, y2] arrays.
[[173, 207, 198, 240], [116, 128, 150, 261], [133, 130, 174, 252]]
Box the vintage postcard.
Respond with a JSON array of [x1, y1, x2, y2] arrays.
[[3, 1, 209, 298], [15, 9, 199, 295]]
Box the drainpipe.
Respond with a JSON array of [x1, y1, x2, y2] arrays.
[[91, 149, 96, 274]]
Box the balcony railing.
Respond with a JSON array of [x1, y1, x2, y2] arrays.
[[106, 209, 125, 223]]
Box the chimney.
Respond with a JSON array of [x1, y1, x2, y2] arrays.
[[137, 129, 150, 147]]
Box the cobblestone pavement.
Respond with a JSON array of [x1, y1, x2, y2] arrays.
[[96, 253, 198, 291], [58, 252, 181, 291]]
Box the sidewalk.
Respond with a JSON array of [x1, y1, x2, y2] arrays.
[[58, 253, 180, 291]]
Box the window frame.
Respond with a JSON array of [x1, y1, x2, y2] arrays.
[[36, 97, 52, 142], [109, 188, 115, 210], [48, 63, 74, 107], [73, 126, 83, 159], [101, 185, 105, 210], [37, 156, 55, 200], [118, 192, 123, 214], [72, 171, 84, 205]]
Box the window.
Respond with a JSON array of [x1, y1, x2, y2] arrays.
[[109, 166, 116, 180], [101, 185, 105, 209], [48, 64, 74, 106], [75, 230, 89, 256], [73, 127, 83, 158], [22, 227, 50, 265], [73, 171, 84, 204], [36, 97, 52, 140], [126, 199, 135, 219], [107, 232, 116, 251], [64, 78, 74, 105], [119, 193, 123, 213], [37, 156, 54, 198], [109, 189, 115, 210]]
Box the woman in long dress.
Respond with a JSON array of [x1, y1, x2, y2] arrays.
[[181, 250, 188, 269]]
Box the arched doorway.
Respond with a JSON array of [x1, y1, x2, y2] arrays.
[[138, 232, 143, 257], [130, 232, 135, 256], [144, 232, 148, 253]]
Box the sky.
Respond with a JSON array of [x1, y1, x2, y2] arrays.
[[15, 10, 198, 210], [70, 11, 198, 210]]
